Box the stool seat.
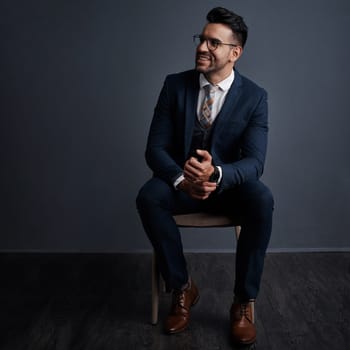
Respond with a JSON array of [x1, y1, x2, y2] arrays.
[[174, 212, 235, 227]]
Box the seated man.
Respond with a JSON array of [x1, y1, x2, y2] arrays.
[[136, 7, 274, 346]]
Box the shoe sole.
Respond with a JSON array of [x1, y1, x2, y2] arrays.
[[165, 294, 200, 335], [231, 336, 256, 346]]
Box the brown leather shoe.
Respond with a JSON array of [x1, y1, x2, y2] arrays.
[[164, 279, 199, 334], [230, 301, 256, 345]]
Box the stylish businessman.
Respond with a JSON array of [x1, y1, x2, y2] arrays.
[[137, 7, 274, 346]]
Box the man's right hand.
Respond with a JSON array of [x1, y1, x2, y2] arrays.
[[178, 178, 217, 200]]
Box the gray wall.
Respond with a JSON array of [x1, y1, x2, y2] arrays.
[[1, 0, 349, 252]]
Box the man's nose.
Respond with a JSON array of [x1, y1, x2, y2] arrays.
[[197, 39, 209, 51]]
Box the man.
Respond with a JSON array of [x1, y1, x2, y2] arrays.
[[137, 7, 274, 346]]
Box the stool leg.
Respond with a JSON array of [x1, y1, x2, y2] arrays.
[[151, 251, 160, 325], [234, 226, 241, 240], [251, 301, 255, 324]]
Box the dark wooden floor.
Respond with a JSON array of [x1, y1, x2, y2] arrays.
[[0, 252, 349, 350]]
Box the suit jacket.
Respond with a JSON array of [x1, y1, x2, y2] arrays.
[[145, 69, 268, 193]]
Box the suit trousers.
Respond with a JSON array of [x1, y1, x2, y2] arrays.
[[136, 177, 274, 300]]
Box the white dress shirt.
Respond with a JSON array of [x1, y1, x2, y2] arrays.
[[197, 70, 235, 123]]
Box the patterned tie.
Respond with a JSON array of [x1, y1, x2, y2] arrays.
[[199, 84, 216, 128]]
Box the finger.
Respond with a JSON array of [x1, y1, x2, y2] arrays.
[[199, 182, 217, 192], [196, 149, 212, 162], [184, 161, 201, 174], [184, 163, 203, 179], [190, 188, 210, 200], [184, 173, 199, 184], [186, 163, 208, 178], [188, 156, 203, 169], [184, 169, 199, 182]]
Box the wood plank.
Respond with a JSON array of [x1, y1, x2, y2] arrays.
[[0, 252, 348, 349]]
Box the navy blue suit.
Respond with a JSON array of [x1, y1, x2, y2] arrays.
[[137, 69, 274, 300]]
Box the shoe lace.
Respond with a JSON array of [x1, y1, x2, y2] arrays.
[[240, 302, 249, 319], [172, 290, 186, 309]]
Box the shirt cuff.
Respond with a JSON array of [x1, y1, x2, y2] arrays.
[[173, 174, 185, 189], [216, 166, 223, 184]]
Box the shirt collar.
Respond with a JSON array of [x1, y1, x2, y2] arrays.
[[199, 69, 235, 91]]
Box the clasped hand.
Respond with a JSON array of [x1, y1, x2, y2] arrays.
[[179, 149, 217, 200]]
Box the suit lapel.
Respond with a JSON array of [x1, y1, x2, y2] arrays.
[[184, 71, 199, 158], [211, 70, 243, 145]]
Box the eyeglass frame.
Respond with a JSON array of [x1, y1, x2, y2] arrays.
[[193, 34, 238, 51]]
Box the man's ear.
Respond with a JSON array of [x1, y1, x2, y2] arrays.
[[230, 46, 243, 64]]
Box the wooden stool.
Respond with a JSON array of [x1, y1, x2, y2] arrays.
[[151, 212, 241, 325]]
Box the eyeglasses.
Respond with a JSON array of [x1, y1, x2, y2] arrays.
[[193, 34, 238, 51]]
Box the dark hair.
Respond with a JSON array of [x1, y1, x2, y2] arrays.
[[206, 7, 248, 47]]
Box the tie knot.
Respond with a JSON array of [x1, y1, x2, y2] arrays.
[[204, 84, 217, 96]]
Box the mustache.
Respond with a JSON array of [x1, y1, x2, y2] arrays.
[[196, 53, 212, 60]]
